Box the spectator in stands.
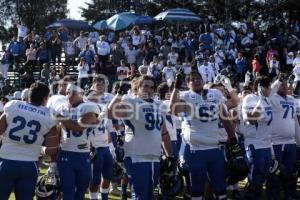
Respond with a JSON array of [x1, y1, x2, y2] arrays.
[[111, 42, 124, 66], [138, 59, 149, 75], [96, 35, 111, 69], [92, 54, 102, 74], [78, 44, 95, 73], [65, 37, 76, 69], [77, 57, 90, 89], [2, 79, 13, 96], [167, 47, 179, 66], [41, 63, 51, 84], [285, 51, 294, 73], [0, 45, 11, 79], [197, 57, 215, 84], [131, 26, 145, 49], [252, 54, 261, 78], [235, 52, 247, 82], [51, 30, 62, 64], [199, 31, 213, 51], [269, 55, 280, 80], [20, 67, 34, 88], [117, 59, 129, 81], [160, 40, 171, 60], [183, 33, 196, 61], [293, 51, 300, 67], [266, 45, 279, 69], [125, 42, 138, 65], [8, 36, 22, 70], [24, 43, 37, 72], [36, 42, 49, 72], [162, 60, 176, 83], [73, 30, 88, 52]]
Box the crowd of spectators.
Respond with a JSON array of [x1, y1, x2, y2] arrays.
[[1, 18, 300, 98]]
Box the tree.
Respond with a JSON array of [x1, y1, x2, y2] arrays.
[[0, 0, 68, 42]]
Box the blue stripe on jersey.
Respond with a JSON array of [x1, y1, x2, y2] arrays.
[[165, 115, 173, 127], [123, 120, 135, 135]]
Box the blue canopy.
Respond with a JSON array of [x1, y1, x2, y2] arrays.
[[154, 8, 202, 23], [134, 16, 157, 25], [106, 12, 137, 31], [47, 19, 92, 31], [93, 20, 108, 30]]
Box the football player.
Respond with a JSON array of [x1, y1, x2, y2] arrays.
[[241, 76, 281, 199], [85, 90, 115, 200], [268, 75, 300, 199], [0, 82, 59, 200], [170, 71, 241, 200], [54, 83, 100, 200], [107, 75, 174, 200]]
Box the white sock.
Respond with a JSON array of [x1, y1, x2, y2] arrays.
[[90, 192, 99, 200]]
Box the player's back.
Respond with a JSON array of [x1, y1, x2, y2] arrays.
[[0, 100, 56, 161]]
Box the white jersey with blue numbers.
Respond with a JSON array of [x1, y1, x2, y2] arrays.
[[89, 118, 115, 148], [162, 100, 178, 141], [242, 94, 273, 149], [269, 94, 298, 145], [180, 89, 226, 150], [60, 102, 100, 153], [98, 92, 114, 111], [122, 96, 163, 162], [0, 100, 56, 161]]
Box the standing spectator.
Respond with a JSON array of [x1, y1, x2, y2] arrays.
[[149, 56, 163, 81], [92, 55, 103, 74], [269, 55, 280, 80], [125, 43, 138, 65], [286, 51, 294, 73], [0, 45, 11, 79], [36, 42, 49, 71], [138, 59, 149, 75], [266, 45, 279, 68], [183, 33, 196, 61], [88, 31, 99, 46], [167, 47, 179, 66], [214, 46, 225, 70], [111, 42, 124, 66], [182, 57, 193, 76], [78, 44, 95, 73], [252, 54, 262, 78], [199, 31, 213, 51], [16, 22, 28, 42], [40, 63, 51, 84], [162, 60, 177, 83], [131, 26, 145, 49], [51, 30, 62, 64], [65, 38, 76, 68], [24, 43, 37, 72], [73, 30, 88, 52], [96, 35, 111, 68], [8, 37, 22, 70], [77, 57, 90, 89], [198, 57, 215, 84], [160, 40, 171, 60], [2, 79, 13, 96], [117, 60, 129, 81], [235, 52, 247, 81]]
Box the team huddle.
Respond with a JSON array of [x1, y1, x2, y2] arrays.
[[0, 71, 299, 200]]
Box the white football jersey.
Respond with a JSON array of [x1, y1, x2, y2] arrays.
[[242, 94, 273, 149], [180, 89, 226, 150], [60, 102, 100, 153], [0, 100, 56, 161], [162, 100, 178, 141], [98, 92, 114, 111], [122, 96, 163, 162], [89, 118, 115, 148], [269, 94, 298, 145]]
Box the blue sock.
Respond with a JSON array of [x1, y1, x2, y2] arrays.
[[122, 184, 127, 195], [100, 188, 109, 200]]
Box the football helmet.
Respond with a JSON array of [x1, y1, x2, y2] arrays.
[[226, 156, 249, 185], [36, 174, 60, 200], [111, 161, 124, 181]]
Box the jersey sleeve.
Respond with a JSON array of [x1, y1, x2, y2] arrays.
[[242, 95, 260, 120]]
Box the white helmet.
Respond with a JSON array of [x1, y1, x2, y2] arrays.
[[13, 91, 22, 100], [21, 88, 29, 101]]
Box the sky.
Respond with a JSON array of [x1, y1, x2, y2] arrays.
[[67, 0, 91, 20]]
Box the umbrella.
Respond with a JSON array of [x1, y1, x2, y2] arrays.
[[134, 16, 156, 25], [47, 19, 92, 31], [154, 8, 202, 23], [93, 20, 108, 30], [106, 12, 137, 31]]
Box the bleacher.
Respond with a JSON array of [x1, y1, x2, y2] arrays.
[[6, 52, 79, 90]]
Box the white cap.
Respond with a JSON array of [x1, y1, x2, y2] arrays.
[[66, 84, 84, 94], [13, 91, 22, 100], [21, 88, 29, 101]]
